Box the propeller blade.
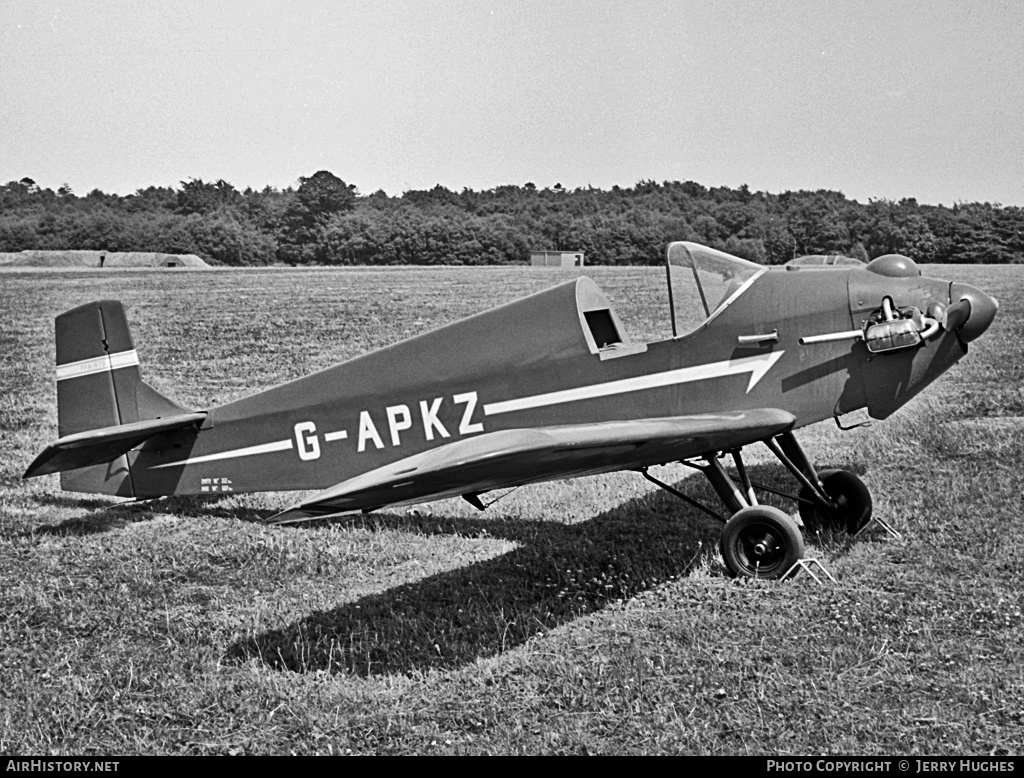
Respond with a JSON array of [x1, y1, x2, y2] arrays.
[[942, 299, 971, 332]]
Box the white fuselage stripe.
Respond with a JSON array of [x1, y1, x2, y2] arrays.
[[146, 352, 784, 470], [482, 352, 784, 416], [151, 439, 294, 469], [56, 349, 139, 381]]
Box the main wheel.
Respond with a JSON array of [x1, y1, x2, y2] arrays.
[[798, 469, 872, 534], [720, 506, 805, 579]]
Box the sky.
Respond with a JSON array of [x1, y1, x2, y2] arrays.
[[2, 0, 1023, 206]]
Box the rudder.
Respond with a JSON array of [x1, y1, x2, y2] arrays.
[[54, 300, 189, 495], [56, 300, 140, 436]]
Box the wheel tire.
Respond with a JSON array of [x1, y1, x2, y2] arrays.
[[720, 506, 805, 579], [798, 469, 873, 535]]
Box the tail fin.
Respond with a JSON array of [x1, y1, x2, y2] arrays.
[[53, 300, 191, 494]]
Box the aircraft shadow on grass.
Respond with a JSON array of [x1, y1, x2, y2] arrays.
[[30, 492, 271, 536], [224, 462, 862, 677]]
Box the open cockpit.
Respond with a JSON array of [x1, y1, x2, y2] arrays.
[[576, 242, 768, 354], [665, 242, 766, 336]]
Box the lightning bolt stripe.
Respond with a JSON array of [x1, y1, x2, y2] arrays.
[[146, 352, 784, 470], [56, 349, 140, 381], [482, 351, 785, 416]]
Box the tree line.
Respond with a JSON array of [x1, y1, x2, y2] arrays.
[[2, 172, 1022, 266]]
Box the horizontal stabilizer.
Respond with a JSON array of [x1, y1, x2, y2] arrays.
[[24, 412, 207, 478], [268, 409, 795, 524]]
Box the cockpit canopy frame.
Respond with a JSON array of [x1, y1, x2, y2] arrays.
[[665, 242, 766, 338]]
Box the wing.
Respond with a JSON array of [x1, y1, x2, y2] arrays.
[[23, 413, 207, 478], [267, 408, 795, 524]]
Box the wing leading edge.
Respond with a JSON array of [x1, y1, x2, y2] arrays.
[[268, 408, 796, 524]]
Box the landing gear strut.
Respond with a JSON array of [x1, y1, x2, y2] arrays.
[[641, 431, 872, 579]]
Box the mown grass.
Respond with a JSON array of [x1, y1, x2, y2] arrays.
[[0, 264, 1021, 755]]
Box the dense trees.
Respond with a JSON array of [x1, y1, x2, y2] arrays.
[[1, 173, 1021, 265]]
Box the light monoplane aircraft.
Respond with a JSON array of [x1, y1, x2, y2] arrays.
[[24, 243, 998, 578]]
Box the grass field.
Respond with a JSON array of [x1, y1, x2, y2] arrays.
[[1, 264, 1022, 755]]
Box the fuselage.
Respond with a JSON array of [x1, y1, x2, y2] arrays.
[[124, 251, 992, 501]]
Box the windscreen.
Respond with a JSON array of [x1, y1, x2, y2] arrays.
[[666, 242, 765, 337]]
